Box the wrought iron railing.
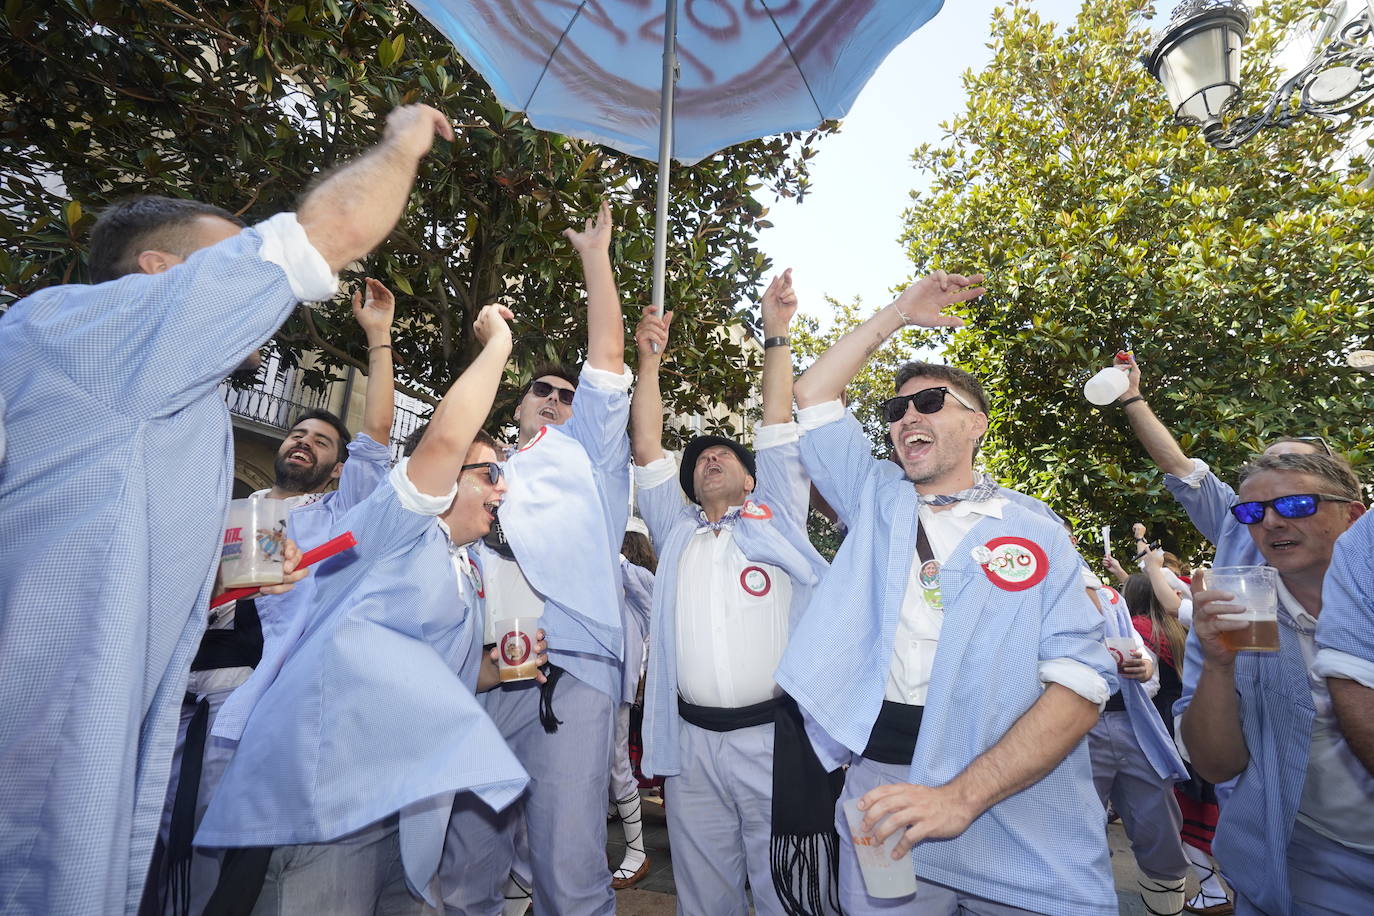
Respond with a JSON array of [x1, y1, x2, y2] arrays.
[[221, 381, 330, 432]]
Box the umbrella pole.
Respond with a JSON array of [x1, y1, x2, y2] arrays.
[[650, 0, 678, 336]]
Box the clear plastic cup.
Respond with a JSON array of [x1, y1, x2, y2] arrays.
[[1207, 566, 1279, 652], [1083, 366, 1130, 405], [495, 617, 542, 682], [1105, 636, 1138, 668], [220, 495, 288, 589], [842, 798, 918, 899]]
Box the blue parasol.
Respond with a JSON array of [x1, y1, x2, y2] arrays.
[[408, 0, 945, 314]]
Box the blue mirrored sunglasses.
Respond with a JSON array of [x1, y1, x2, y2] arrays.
[[1230, 493, 1352, 525]]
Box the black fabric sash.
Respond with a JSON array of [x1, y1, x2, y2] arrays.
[[678, 694, 843, 915], [1104, 691, 1128, 712], [191, 598, 263, 672], [862, 700, 925, 765]]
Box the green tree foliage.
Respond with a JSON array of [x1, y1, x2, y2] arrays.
[[791, 295, 934, 557], [901, 0, 1374, 560], [0, 0, 833, 431]]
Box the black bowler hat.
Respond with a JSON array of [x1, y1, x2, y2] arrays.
[[679, 435, 756, 504]]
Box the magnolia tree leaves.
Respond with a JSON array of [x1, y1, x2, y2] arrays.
[[901, 0, 1374, 561], [0, 0, 834, 440]]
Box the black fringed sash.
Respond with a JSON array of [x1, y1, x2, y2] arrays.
[[679, 694, 844, 915]]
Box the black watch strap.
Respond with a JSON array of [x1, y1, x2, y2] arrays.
[[763, 335, 790, 349]]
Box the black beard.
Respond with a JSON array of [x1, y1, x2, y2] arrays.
[[273, 453, 335, 494]]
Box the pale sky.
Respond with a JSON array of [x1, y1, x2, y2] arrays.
[[756, 0, 1093, 322]]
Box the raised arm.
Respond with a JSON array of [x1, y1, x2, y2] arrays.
[[563, 200, 624, 373], [352, 277, 397, 445], [1143, 548, 1182, 615], [630, 308, 674, 467], [407, 305, 512, 496], [298, 104, 455, 274], [793, 271, 984, 408], [1114, 353, 1194, 478], [760, 269, 797, 425]]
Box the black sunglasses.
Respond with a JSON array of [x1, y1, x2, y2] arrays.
[[529, 380, 575, 406], [1290, 435, 1333, 457], [460, 461, 504, 485], [880, 387, 977, 423], [1230, 493, 1352, 525]]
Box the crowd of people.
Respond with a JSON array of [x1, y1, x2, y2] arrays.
[[1, 101, 1372, 916]]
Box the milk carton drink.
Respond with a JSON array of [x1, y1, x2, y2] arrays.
[[220, 495, 289, 589], [1084, 366, 1130, 405]]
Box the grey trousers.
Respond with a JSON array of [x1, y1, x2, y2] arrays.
[[1087, 711, 1188, 881], [1231, 819, 1374, 916], [836, 757, 1047, 916], [663, 720, 793, 916], [251, 815, 437, 916], [441, 674, 615, 916]]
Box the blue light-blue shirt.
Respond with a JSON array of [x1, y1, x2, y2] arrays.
[[197, 465, 527, 900], [1316, 510, 1374, 686], [0, 221, 324, 916], [213, 432, 392, 741], [636, 427, 828, 778], [774, 407, 1118, 916]]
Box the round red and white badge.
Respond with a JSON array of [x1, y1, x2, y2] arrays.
[[977, 537, 1049, 592], [740, 566, 772, 596], [740, 501, 773, 521], [500, 630, 532, 666], [1103, 587, 1121, 605], [469, 557, 485, 598]]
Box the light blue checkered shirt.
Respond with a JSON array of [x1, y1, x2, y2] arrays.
[[774, 410, 1119, 916], [0, 228, 307, 915]]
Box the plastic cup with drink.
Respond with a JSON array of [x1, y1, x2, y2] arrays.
[[1206, 566, 1280, 653], [842, 798, 919, 899], [495, 617, 543, 682], [220, 495, 289, 589], [1105, 636, 1138, 668]]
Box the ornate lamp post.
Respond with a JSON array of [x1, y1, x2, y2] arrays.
[[1145, 0, 1374, 149]]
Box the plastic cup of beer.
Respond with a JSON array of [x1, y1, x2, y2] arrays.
[[495, 617, 542, 682], [1105, 636, 1137, 668], [1207, 566, 1280, 653], [219, 495, 289, 589], [842, 798, 918, 899]]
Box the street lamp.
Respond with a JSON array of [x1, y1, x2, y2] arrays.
[[1145, 0, 1374, 149]]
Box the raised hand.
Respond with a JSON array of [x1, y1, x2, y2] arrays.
[[635, 307, 674, 365], [382, 103, 456, 161], [761, 268, 797, 334], [352, 277, 396, 343], [892, 270, 986, 329], [563, 200, 613, 256], [473, 304, 514, 350], [1115, 350, 1142, 401]]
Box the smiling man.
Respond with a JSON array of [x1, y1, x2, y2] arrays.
[[631, 271, 836, 915], [775, 271, 1120, 916], [142, 280, 398, 916], [1182, 452, 1374, 915]]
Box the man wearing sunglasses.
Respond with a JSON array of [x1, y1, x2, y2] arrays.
[[442, 202, 631, 916], [1111, 351, 1332, 571], [774, 272, 1120, 916], [1182, 451, 1373, 914], [629, 270, 839, 915], [197, 304, 535, 913]]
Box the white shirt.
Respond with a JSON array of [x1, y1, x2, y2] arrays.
[[482, 551, 545, 645], [675, 518, 791, 708], [1279, 582, 1374, 852], [886, 499, 1005, 704]]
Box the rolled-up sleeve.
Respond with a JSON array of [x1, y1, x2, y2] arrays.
[[1039, 658, 1110, 708], [255, 212, 338, 302], [1313, 649, 1374, 689]]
